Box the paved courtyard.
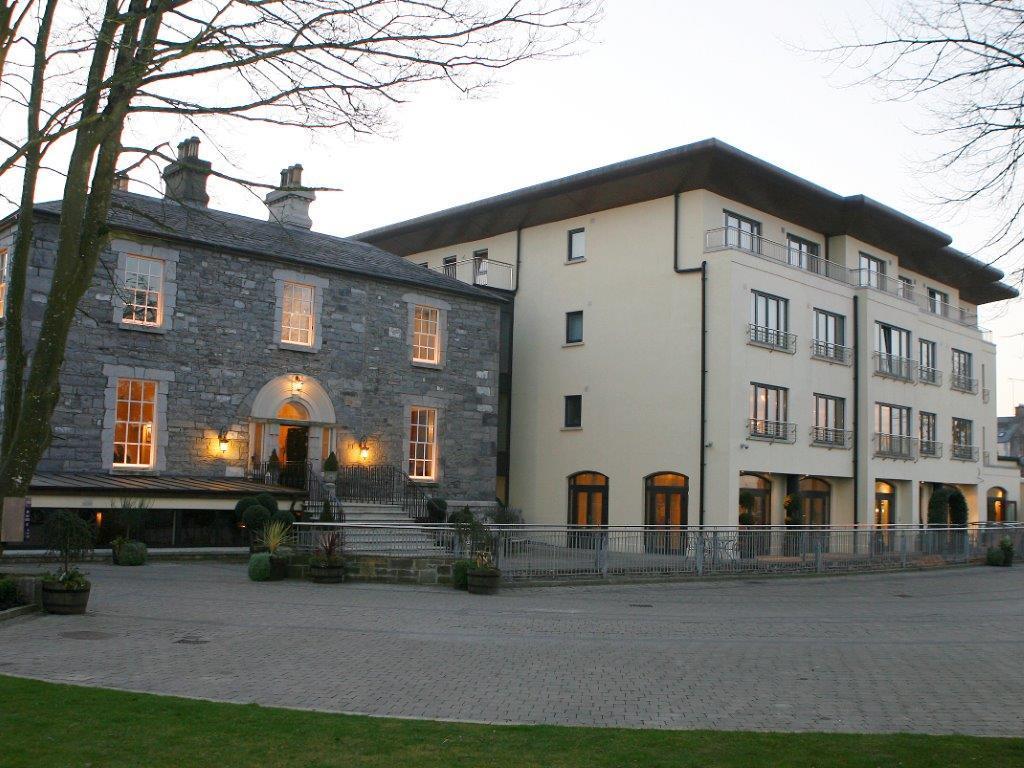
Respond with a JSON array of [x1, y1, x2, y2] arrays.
[[0, 562, 1022, 735]]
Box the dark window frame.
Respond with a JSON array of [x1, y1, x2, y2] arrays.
[[564, 394, 582, 428], [567, 228, 586, 262], [565, 310, 584, 344]]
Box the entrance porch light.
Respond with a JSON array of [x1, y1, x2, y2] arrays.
[[291, 375, 304, 394], [359, 439, 370, 462], [217, 428, 230, 454]]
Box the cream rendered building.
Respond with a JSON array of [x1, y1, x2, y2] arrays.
[[357, 139, 1021, 528]]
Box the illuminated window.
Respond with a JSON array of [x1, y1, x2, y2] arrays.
[[0, 247, 8, 319], [412, 305, 440, 363], [281, 281, 314, 346], [122, 255, 164, 326], [408, 407, 437, 480], [113, 378, 156, 468]]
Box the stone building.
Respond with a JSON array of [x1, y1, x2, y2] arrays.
[[0, 138, 503, 545]]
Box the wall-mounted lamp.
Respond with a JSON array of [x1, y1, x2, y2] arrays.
[[358, 440, 370, 462], [291, 375, 304, 394], [218, 428, 230, 454]]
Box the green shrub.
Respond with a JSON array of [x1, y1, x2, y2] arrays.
[[999, 536, 1014, 567], [452, 559, 473, 590], [255, 493, 279, 515], [234, 496, 263, 518], [0, 578, 19, 609], [426, 497, 448, 523], [242, 504, 271, 533], [323, 451, 339, 473], [248, 552, 272, 581], [271, 508, 295, 526], [986, 547, 1005, 567], [949, 490, 969, 526], [118, 541, 147, 566], [927, 487, 952, 527], [488, 505, 523, 525], [45, 510, 95, 576]]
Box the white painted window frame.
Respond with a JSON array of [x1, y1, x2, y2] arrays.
[[109, 239, 178, 334], [273, 269, 326, 353], [101, 364, 174, 472]]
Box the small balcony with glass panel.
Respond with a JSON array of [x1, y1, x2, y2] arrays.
[[873, 433, 917, 460], [919, 439, 943, 458]]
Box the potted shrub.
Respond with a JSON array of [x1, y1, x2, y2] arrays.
[[467, 549, 500, 595], [451, 558, 474, 590], [999, 536, 1014, 567], [308, 531, 345, 583], [257, 519, 293, 580], [241, 503, 271, 552], [41, 511, 95, 615], [117, 540, 148, 566], [248, 552, 272, 581], [322, 451, 339, 483], [986, 547, 1005, 567]]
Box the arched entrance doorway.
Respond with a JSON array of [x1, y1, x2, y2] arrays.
[[567, 471, 608, 548], [799, 477, 831, 526], [874, 481, 896, 526], [644, 472, 688, 553], [249, 374, 337, 480], [987, 487, 1016, 522], [739, 473, 771, 526]]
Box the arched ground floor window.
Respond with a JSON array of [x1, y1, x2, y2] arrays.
[[987, 487, 1017, 523], [798, 477, 831, 526], [874, 481, 896, 527], [739, 472, 771, 526], [567, 472, 608, 527], [644, 472, 688, 554]]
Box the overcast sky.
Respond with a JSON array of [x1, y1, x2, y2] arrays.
[[12, 0, 1024, 413]]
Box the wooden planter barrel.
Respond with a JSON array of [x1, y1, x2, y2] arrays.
[[308, 564, 346, 584], [467, 568, 501, 595], [41, 583, 91, 615], [268, 556, 288, 581]]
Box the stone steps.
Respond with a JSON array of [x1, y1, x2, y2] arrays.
[[340, 502, 411, 525]]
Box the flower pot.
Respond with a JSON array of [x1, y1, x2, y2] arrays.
[[41, 582, 91, 615], [467, 568, 500, 595], [308, 563, 346, 584], [268, 555, 288, 581]]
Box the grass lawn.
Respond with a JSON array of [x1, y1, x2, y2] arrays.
[[2, 675, 1023, 767]]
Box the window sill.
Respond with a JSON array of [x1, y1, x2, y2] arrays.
[[561, 426, 583, 432], [562, 341, 584, 348], [118, 322, 168, 335], [412, 360, 444, 370], [564, 258, 587, 266], [110, 467, 159, 475], [277, 340, 319, 353]]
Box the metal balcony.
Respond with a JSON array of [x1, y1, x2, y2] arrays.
[[810, 340, 852, 365], [704, 227, 849, 283], [432, 257, 516, 291], [748, 419, 797, 443], [874, 352, 915, 381], [950, 374, 979, 394], [951, 444, 979, 462], [918, 366, 942, 386], [810, 426, 852, 449], [874, 433, 917, 460], [747, 323, 797, 353], [919, 440, 943, 458]]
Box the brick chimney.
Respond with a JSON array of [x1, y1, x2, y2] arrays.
[[162, 137, 211, 207], [265, 164, 315, 229], [1016, 404, 1024, 421], [113, 172, 129, 192]]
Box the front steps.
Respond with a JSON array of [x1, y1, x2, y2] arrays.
[[340, 503, 410, 525]]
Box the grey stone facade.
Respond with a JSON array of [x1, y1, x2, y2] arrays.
[[1, 213, 501, 504]]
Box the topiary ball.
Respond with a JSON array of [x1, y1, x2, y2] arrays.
[[271, 508, 295, 526], [248, 552, 272, 581], [242, 504, 271, 533], [118, 541, 147, 566], [255, 493, 279, 515]]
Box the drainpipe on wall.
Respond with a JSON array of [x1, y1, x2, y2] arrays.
[[673, 192, 707, 525], [853, 294, 860, 528]]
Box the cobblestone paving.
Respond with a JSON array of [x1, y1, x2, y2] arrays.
[[1, 562, 1021, 735]]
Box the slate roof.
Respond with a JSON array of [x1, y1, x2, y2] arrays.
[[30, 472, 303, 497], [28, 191, 503, 303]]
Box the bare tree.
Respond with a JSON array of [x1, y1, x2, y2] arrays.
[[0, 0, 599, 500], [827, 0, 1024, 286]]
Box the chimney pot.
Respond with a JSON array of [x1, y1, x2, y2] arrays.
[[162, 136, 212, 207], [113, 172, 129, 192], [265, 163, 315, 230]]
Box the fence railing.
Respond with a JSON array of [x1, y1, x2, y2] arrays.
[[248, 460, 309, 490], [747, 419, 797, 442], [874, 433, 917, 459], [810, 339, 852, 365], [874, 352, 915, 381], [810, 426, 852, 449], [292, 522, 1024, 583], [747, 323, 797, 352], [332, 464, 429, 521], [951, 373, 979, 394], [918, 365, 942, 386]]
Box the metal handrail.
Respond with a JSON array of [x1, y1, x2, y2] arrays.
[[918, 365, 942, 386], [874, 433, 918, 459], [747, 323, 797, 352], [950, 373, 979, 394], [333, 464, 430, 521], [433, 257, 515, 290], [922, 296, 979, 326], [705, 227, 848, 283], [851, 269, 916, 302], [951, 444, 980, 462], [248, 459, 309, 490], [810, 339, 852, 364], [748, 419, 796, 442], [810, 426, 852, 448], [874, 352, 915, 381], [919, 439, 943, 458]]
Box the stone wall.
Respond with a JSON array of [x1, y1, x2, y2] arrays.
[[288, 554, 455, 585], [3, 217, 501, 503]]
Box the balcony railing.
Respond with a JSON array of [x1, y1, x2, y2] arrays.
[[874, 433, 917, 460], [433, 257, 516, 291], [810, 339, 852, 365], [919, 439, 943, 458], [704, 227, 848, 283], [874, 352, 915, 381], [747, 323, 797, 353], [704, 228, 984, 332], [918, 365, 942, 386], [748, 419, 796, 443], [950, 373, 979, 394], [951, 444, 980, 462], [810, 426, 852, 449]]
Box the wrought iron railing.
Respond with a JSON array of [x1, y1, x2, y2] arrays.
[[333, 464, 430, 521], [874, 352, 915, 381], [248, 460, 309, 490], [747, 323, 797, 352], [918, 365, 942, 386], [950, 373, 979, 394], [747, 419, 796, 442], [810, 426, 852, 448], [951, 444, 979, 462], [810, 339, 852, 364], [919, 439, 943, 458], [874, 433, 917, 459], [292, 522, 1024, 582]]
